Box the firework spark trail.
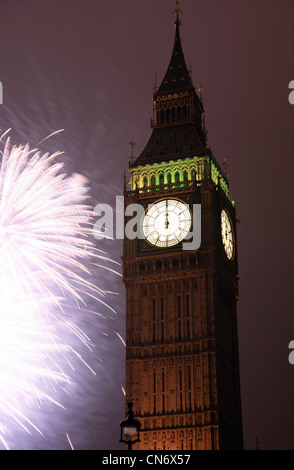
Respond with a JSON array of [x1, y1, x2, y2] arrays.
[[66, 433, 74, 450], [0, 133, 116, 448]]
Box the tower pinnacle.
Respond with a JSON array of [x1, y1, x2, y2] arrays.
[[172, 0, 183, 28]]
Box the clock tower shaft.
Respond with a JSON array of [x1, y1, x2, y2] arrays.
[[122, 6, 243, 451]]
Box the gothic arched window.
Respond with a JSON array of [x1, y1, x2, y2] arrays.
[[166, 108, 170, 123], [171, 107, 176, 122]]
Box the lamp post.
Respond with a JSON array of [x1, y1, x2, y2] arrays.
[[119, 402, 141, 450]]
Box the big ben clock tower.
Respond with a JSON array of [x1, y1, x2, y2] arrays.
[[122, 4, 243, 450]]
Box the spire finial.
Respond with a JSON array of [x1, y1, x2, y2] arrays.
[[128, 138, 135, 166], [172, 0, 183, 28], [153, 72, 157, 94]]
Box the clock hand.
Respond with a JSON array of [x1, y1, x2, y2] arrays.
[[165, 201, 169, 229], [165, 212, 169, 229]]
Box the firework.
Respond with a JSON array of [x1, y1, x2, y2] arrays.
[[0, 132, 113, 448]]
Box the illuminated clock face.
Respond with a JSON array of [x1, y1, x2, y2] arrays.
[[221, 209, 234, 260], [142, 199, 192, 248]]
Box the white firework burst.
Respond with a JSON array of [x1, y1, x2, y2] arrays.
[[0, 132, 114, 448]]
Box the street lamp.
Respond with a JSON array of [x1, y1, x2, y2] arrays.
[[119, 402, 141, 450]]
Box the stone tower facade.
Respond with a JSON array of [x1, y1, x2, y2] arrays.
[[122, 6, 243, 450]]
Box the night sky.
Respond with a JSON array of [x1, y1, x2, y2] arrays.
[[0, 0, 293, 450]]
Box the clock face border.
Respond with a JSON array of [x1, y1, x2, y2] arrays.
[[142, 198, 192, 249], [221, 209, 235, 261]]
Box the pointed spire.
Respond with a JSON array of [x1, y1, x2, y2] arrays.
[[130, 3, 208, 169], [155, 2, 192, 97], [128, 138, 135, 166]]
